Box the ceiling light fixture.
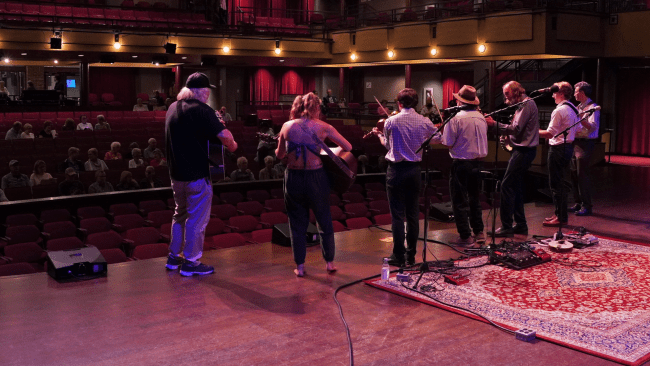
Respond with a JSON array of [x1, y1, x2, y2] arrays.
[[54, 60, 59, 64], [113, 34, 121, 50], [223, 46, 230, 53], [478, 44, 486, 53], [3, 58, 9, 64], [274, 40, 281, 55], [387, 50, 395, 58], [430, 48, 438, 56], [350, 53, 357, 61]]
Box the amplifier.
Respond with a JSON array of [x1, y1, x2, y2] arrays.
[[47, 246, 108, 281]]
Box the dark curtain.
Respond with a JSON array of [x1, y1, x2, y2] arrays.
[[281, 69, 315, 95], [89, 67, 137, 107], [250, 68, 281, 103], [616, 69, 650, 156], [442, 71, 474, 108], [250, 68, 314, 102]]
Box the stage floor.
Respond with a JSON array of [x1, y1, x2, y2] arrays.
[[1, 162, 648, 366]]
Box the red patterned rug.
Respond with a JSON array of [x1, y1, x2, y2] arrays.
[[366, 238, 650, 365]]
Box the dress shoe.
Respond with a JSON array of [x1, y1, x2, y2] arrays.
[[568, 203, 582, 212], [512, 225, 529, 235], [386, 254, 405, 267], [545, 214, 557, 222], [542, 217, 567, 227], [488, 227, 514, 238], [575, 207, 592, 216], [405, 255, 416, 266], [450, 235, 476, 246]]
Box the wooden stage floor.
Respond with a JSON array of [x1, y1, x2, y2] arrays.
[[1, 163, 648, 366]]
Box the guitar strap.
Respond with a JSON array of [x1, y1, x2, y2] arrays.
[[297, 119, 355, 180]]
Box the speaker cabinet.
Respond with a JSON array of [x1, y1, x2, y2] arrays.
[[272, 223, 320, 247]]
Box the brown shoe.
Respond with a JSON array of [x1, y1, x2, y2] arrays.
[[545, 214, 557, 222], [542, 217, 567, 227], [450, 235, 476, 246]]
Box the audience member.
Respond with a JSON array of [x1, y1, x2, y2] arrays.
[[5, 121, 23, 140], [139, 166, 164, 188], [61, 147, 85, 173], [377, 99, 390, 117], [153, 90, 164, 106], [143, 138, 162, 161], [30, 160, 55, 186], [26, 80, 35, 91], [53, 75, 66, 99], [259, 155, 280, 180], [0, 188, 7, 202], [59, 167, 85, 196], [274, 156, 288, 177], [76, 115, 93, 130], [357, 154, 374, 174], [149, 149, 167, 167], [0, 80, 9, 97], [104, 142, 123, 160], [377, 156, 388, 173], [129, 148, 145, 168], [257, 121, 277, 163], [338, 97, 347, 109], [165, 98, 173, 110], [94, 115, 111, 131], [219, 106, 232, 122], [323, 88, 337, 104], [116, 171, 140, 191], [1, 160, 32, 189], [124, 142, 139, 160], [85, 148, 109, 171], [62, 118, 76, 131], [39, 121, 56, 138], [230, 157, 255, 181], [152, 98, 166, 111], [133, 98, 149, 111], [21, 123, 34, 139], [88, 170, 114, 194]]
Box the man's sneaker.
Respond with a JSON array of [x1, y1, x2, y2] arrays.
[[180, 261, 215, 276], [165, 254, 183, 270]]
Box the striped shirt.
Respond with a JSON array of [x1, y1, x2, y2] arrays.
[[575, 98, 600, 139], [382, 108, 437, 163]]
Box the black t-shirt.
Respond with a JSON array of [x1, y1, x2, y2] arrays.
[[165, 99, 226, 181]]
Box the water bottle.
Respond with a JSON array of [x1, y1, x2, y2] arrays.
[[381, 258, 390, 282]]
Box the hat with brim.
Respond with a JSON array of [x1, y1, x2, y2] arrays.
[[453, 85, 480, 105], [186, 72, 217, 89]]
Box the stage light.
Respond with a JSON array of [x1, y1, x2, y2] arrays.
[[54, 60, 59, 64], [163, 42, 177, 54], [223, 46, 230, 53], [113, 34, 121, 50], [50, 38, 62, 50], [478, 44, 486, 53], [430, 48, 438, 56], [350, 53, 357, 61], [274, 40, 281, 55], [4, 58, 9, 64], [387, 50, 395, 58]]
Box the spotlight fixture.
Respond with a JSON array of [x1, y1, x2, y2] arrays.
[[50, 37, 62, 50], [163, 42, 177, 54], [113, 34, 121, 50], [478, 44, 486, 53], [54, 60, 59, 64], [430, 48, 438, 56], [350, 53, 357, 61], [387, 50, 395, 58], [4, 58, 9, 64], [223, 46, 230, 53], [274, 40, 281, 55]]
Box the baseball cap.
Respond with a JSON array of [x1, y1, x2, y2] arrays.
[[9, 160, 18, 167], [186, 72, 217, 89]]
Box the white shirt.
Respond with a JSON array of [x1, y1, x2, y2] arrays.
[[575, 98, 600, 139], [77, 122, 93, 130], [547, 101, 578, 145], [440, 110, 488, 160], [84, 159, 109, 171], [133, 104, 149, 111]]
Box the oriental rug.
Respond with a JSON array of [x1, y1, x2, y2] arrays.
[[366, 238, 650, 365]]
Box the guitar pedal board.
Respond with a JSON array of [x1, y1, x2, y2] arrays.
[[489, 242, 551, 270]]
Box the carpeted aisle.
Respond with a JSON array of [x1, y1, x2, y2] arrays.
[[367, 238, 650, 366]]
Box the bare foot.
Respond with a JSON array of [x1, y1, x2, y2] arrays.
[[326, 262, 337, 273], [294, 264, 305, 277]]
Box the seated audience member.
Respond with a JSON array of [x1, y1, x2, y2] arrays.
[[94, 115, 111, 131], [338, 97, 348, 109], [116, 171, 140, 191], [5, 121, 23, 140], [129, 148, 145, 168], [139, 166, 164, 189], [143, 138, 162, 161], [377, 156, 388, 173], [0, 80, 9, 98], [257, 121, 277, 163], [59, 167, 85, 196], [149, 149, 167, 167], [39, 121, 56, 139], [274, 156, 288, 177], [85, 148, 109, 171], [357, 154, 373, 174], [21, 123, 35, 139], [124, 142, 139, 160], [30, 160, 56, 186], [104, 142, 123, 160], [61, 118, 76, 131], [377, 99, 390, 117], [88, 170, 114, 194], [76, 115, 93, 130], [133, 98, 149, 111], [259, 155, 280, 180], [219, 106, 232, 122], [230, 157, 255, 181], [0, 188, 7, 202], [153, 90, 164, 106], [61, 147, 85, 173], [165, 98, 173, 110], [2, 160, 32, 189], [151, 98, 166, 111], [26, 80, 35, 91]]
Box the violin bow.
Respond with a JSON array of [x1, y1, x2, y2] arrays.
[[374, 96, 391, 117]]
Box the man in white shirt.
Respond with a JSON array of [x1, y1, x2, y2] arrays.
[[539, 81, 579, 227], [76, 115, 93, 130], [435, 85, 488, 246], [5, 122, 23, 140], [569, 81, 600, 217], [133, 98, 149, 111]]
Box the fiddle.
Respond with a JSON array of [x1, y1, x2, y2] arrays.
[[363, 110, 398, 139]]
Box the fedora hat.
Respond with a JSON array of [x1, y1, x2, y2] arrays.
[[453, 85, 480, 105]]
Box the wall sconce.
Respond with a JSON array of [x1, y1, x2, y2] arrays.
[[387, 50, 395, 58], [350, 53, 357, 61], [274, 40, 281, 55], [223, 46, 230, 53], [430, 48, 438, 56], [478, 44, 486, 53], [113, 34, 121, 50]]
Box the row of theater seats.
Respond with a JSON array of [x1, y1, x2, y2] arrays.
[[0, 2, 212, 31], [243, 16, 310, 36], [0, 110, 167, 126]]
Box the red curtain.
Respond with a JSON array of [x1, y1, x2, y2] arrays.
[[89, 67, 137, 107], [441, 71, 474, 108], [616, 69, 650, 156], [250, 68, 280, 103], [280, 69, 314, 95], [250, 68, 314, 102], [231, 0, 312, 23]]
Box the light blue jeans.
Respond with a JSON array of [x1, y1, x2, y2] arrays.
[[169, 177, 213, 262]]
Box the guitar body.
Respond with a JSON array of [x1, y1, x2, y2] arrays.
[[320, 147, 358, 194]]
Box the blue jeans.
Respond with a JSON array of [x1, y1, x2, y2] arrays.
[[449, 159, 484, 239], [500, 147, 536, 229], [386, 162, 421, 260], [548, 144, 574, 222], [284, 168, 335, 265], [169, 177, 213, 262]]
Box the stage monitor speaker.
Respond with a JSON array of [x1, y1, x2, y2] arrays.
[[47, 247, 107, 281], [430, 202, 455, 222], [272, 223, 320, 247]]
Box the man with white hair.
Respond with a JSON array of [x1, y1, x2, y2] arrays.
[[144, 138, 162, 161], [165, 72, 239, 276]]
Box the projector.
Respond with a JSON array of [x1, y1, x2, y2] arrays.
[[47, 247, 108, 281]]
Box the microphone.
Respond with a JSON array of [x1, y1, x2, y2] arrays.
[[580, 106, 601, 115], [532, 85, 560, 94], [441, 105, 470, 114]]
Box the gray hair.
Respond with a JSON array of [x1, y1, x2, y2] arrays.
[[177, 87, 210, 103]]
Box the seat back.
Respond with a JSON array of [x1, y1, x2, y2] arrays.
[[131, 243, 168, 260]]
